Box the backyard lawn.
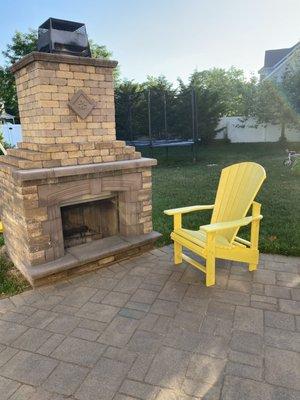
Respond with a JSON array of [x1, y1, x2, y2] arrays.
[[141, 142, 300, 256]]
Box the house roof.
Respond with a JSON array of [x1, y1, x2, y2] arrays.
[[263, 42, 298, 68], [264, 48, 291, 68]]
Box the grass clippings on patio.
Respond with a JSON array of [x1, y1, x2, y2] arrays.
[[144, 142, 300, 256]]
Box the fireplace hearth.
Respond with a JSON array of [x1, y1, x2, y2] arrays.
[[0, 19, 160, 286]]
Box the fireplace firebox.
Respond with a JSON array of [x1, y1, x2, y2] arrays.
[[61, 197, 118, 248]]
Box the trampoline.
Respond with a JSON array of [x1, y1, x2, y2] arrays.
[[124, 88, 200, 161], [126, 139, 196, 160]]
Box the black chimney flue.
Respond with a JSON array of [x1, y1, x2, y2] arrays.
[[38, 18, 91, 57]]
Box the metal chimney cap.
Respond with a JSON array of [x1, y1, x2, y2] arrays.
[[39, 18, 86, 31], [38, 17, 91, 57]]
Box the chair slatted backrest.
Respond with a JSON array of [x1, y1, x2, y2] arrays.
[[211, 162, 266, 243]]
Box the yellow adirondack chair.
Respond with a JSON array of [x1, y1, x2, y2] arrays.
[[164, 162, 266, 286]]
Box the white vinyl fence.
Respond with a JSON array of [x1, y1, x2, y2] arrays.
[[0, 124, 22, 146], [216, 117, 300, 143], [1, 120, 300, 146]]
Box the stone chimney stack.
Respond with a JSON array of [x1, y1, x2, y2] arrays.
[[3, 52, 140, 168]]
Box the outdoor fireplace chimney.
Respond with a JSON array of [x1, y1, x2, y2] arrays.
[[38, 18, 91, 57]]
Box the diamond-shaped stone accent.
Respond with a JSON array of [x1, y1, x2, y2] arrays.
[[68, 90, 96, 119]]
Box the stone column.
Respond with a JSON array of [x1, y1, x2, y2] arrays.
[[2, 52, 140, 168]]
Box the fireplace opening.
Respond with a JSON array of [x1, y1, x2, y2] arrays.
[[61, 197, 119, 249]]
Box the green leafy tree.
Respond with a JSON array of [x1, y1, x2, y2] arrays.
[[89, 40, 120, 82], [144, 75, 177, 138], [115, 75, 177, 141], [172, 72, 224, 143], [115, 71, 226, 143], [189, 67, 257, 117], [252, 73, 300, 141], [89, 40, 112, 59], [2, 30, 38, 64], [0, 30, 38, 116], [282, 70, 300, 115], [171, 79, 193, 139], [0, 67, 18, 116], [115, 80, 143, 140]]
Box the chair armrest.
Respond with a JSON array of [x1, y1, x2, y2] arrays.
[[164, 205, 214, 216], [201, 215, 263, 233]]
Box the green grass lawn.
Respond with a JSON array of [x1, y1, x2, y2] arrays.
[[0, 253, 29, 298], [140, 142, 300, 256]]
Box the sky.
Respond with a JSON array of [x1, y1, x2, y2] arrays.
[[0, 0, 299, 84]]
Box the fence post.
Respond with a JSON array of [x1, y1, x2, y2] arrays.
[[148, 89, 152, 145], [191, 87, 196, 162], [147, 89, 153, 157], [128, 94, 133, 141], [163, 91, 167, 137]]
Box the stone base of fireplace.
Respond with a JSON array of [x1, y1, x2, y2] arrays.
[[0, 158, 160, 286], [24, 231, 160, 286]]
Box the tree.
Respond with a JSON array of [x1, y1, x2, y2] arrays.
[[172, 71, 224, 144], [252, 72, 300, 141], [89, 40, 120, 82], [115, 71, 226, 143], [166, 68, 257, 144], [144, 76, 177, 138], [188, 67, 257, 117], [0, 29, 115, 117], [115, 80, 143, 140], [115, 75, 178, 141], [0, 67, 18, 116], [89, 40, 112, 59], [0, 30, 38, 116], [282, 70, 300, 115], [2, 30, 38, 65]]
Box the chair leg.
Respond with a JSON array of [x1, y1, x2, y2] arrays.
[[174, 241, 182, 264], [249, 202, 260, 272], [206, 254, 216, 286], [249, 263, 258, 271]]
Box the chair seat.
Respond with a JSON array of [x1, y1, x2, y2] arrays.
[[175, 228, 236, 249]]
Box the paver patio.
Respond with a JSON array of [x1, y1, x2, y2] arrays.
[[0, 246, 299, 400]]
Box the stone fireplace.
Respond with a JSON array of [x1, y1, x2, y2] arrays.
[[0, 48, 159, 286]]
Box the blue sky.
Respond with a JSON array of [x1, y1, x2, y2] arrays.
[[0, 0, 299, 83]]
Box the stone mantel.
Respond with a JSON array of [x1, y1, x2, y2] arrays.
[[10, 158, 157, 182]]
